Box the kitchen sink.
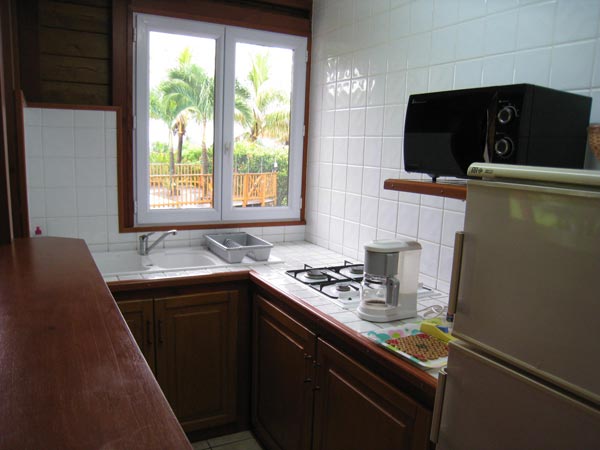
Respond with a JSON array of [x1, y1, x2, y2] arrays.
[[92, 251, 151, 275], [91, 247, 225, 276], [148, 248, 224, 270]]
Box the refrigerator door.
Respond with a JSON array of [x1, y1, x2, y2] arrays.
[[436, 342, 600, 450], [453, 178, 600, 403]]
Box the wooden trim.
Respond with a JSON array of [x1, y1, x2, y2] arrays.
[[0, 46, 13, 244], [14, 91, 28, 237], [16, 0, 41, 102], [108, 270, 252, 295], [130, 0, 310, 36], [2, 0, 28, 239], [113, 0, 133, 229], [25, 101, 119, 111], [299, 35, 312, 224], [384, 179, 467, 201], [120, 219, 306, 233]]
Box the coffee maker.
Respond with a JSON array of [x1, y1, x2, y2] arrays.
[[357, 240, 421, 322]]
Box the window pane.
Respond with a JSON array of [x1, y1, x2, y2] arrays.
[[233, 43, 293, 208], [148, 31, 215, 210]]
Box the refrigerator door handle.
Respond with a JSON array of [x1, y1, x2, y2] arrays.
[[448, 231, 464, 318], [430, 368, 447, 444]]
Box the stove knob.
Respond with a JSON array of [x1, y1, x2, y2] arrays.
[[494, 137, 514, 158], [497, 105, 517, 125]]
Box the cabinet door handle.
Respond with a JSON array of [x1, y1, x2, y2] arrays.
[[157, 320, 164, 344], [146, 320, 152, 345], [303, 353, 313, 384]]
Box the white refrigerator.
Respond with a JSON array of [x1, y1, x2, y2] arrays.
[[430, 164, 600, 450]]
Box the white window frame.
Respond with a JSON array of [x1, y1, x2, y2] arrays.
[[133, 13, 306, 226], [221, 26, 306, 222]]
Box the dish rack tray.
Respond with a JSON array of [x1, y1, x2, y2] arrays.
[[205, 232, 273, 263]]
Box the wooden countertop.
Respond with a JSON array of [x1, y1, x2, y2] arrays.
[[0, 238, 191, 450]]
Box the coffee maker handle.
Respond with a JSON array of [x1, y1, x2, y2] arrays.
[[385, 277, 400, 307]]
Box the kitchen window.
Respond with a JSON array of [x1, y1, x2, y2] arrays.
[[134, 13, 307, 225]]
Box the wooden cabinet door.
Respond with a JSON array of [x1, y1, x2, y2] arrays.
[[155, 290, 238, 433], [117, 299, 155, 372], [312, 339, 431, 450], [252, 295, 316, 450]]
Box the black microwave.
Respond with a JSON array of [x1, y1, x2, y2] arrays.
[[404, 84, 592, 180]]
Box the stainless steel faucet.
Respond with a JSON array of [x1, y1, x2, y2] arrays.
[[138, 230, 177, 255]]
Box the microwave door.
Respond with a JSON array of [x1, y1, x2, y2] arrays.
[[432, 342, 600, 450]]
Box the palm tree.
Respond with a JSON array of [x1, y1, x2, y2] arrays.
[[160, 49, 214, 174], [149, 87, 188, 183], [172, 112, 188, 164], [237, 53, 290, 144]]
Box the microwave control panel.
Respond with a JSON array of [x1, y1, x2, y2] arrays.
[[489, 92, 525, 162]]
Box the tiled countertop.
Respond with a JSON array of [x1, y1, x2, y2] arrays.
[[101, 241, 449, 378]]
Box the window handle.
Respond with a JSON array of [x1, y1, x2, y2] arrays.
[[224, 142, 231, 154]]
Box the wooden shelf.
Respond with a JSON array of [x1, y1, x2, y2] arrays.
[[384, 179, 467, 200]]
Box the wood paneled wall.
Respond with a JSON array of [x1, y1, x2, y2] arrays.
[[17, 0, 311, 107], [19, 0, 112, 105]]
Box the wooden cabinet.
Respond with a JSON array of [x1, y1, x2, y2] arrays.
[[113, 280, 248, 436], [155, 290, 239, 432], [253, 295, 315, 450], [252, 294, 431, 450], [117, 299, 155, 372], [312, 339, 430, 450]]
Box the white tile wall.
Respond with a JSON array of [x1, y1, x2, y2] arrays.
[[24, 107, 305, 252], [308, 0, 600, 292]]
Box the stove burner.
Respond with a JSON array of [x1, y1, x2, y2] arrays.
[[285, 263, 364, 300], [349, 265, 364, 274], [306, 269, 326, 279]]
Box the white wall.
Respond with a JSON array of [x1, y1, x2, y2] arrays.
[[306, 0, 600, 292], [24, 107, 305, 252]]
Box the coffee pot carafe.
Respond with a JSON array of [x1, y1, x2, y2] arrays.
[[357, 239, 421, 322]]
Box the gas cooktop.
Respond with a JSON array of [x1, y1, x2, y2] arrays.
[[285, 261, 365, 308], [286, 261, 436, 310]]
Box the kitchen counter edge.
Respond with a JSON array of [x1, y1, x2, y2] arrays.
[[0, 237, 192, 450]]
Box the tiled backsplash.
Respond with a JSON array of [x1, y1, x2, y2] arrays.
[[24, 107, 305, 252], [306, 0, 600, 292]]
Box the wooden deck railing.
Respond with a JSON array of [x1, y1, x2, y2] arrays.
[[149, 164, 277, 209]]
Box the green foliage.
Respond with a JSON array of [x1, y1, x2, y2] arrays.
[[150, 142, 170, 163]]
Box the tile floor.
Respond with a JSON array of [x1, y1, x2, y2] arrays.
[[191, 431, 264, 450]]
